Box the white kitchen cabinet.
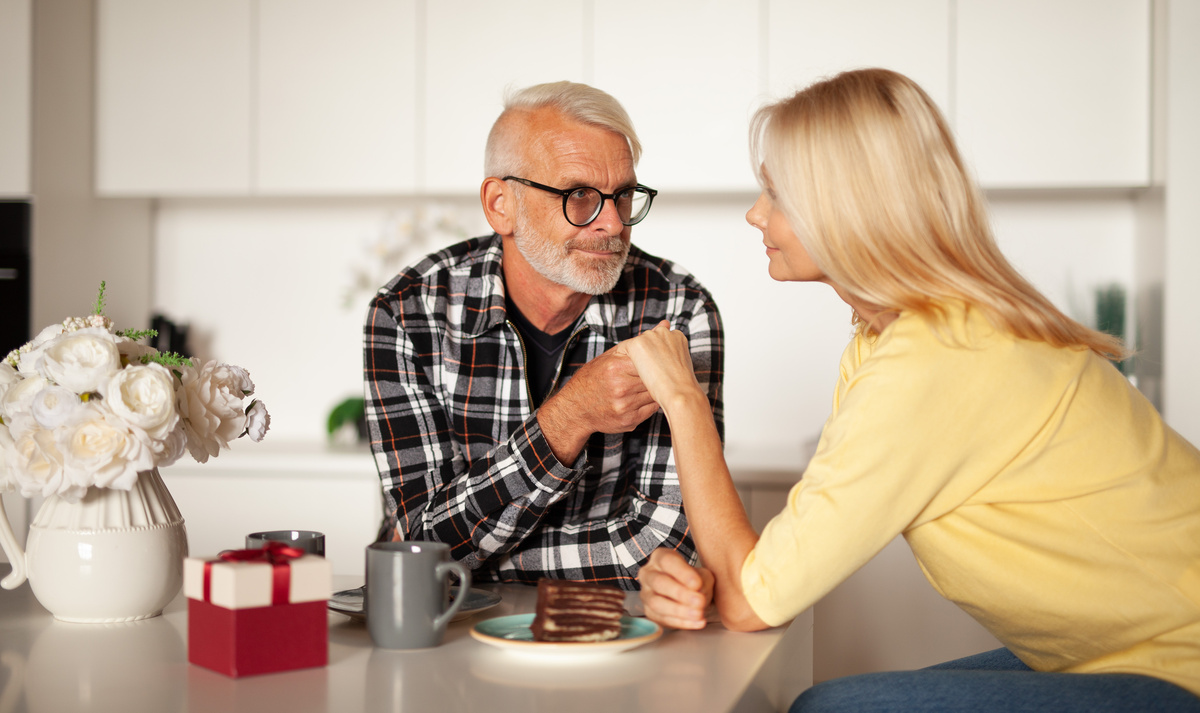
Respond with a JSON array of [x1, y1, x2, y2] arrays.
[[95, 0, 253, 195], [94, 0, 1154, 196], [768, 0, 952, 115], [0, 0, 31, 196], [97, 0, 419, 196], [256, 0, 419, 194], [591, 0, 762, 192], [955, 0, 1151, 188], [422, 0, 586, 193]]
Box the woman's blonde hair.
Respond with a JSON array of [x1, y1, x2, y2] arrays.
[[751, 68, 1126, 360]]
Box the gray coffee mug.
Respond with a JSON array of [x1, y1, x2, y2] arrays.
[[365, 541, 470, 649], [246, 530, 325, 556]]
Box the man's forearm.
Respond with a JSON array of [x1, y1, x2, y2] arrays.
[[379, 412, 584, 567]]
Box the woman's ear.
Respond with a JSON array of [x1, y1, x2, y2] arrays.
[[480, 177, 515, 236]]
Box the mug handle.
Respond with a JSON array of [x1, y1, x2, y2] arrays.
[[0, 496, 28, 590], [433, 561, 471, 631]]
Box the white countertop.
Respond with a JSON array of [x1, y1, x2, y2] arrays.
[[0, 568, 812, 713]]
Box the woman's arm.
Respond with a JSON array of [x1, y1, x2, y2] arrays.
[[623, 322, 770, 631]]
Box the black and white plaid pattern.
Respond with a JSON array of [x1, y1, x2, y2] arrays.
[[363, 234, 724, 589]]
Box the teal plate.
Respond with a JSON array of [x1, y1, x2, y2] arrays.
[[471, 613, 662, 655]]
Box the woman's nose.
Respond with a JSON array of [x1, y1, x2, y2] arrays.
[[746, 193, 769, 230]]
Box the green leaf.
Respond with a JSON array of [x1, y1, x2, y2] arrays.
[[118, 328, 159, 341], [326, 397, 365, 436], [93, 280, 107, 316], [142, 352, 193, 368]]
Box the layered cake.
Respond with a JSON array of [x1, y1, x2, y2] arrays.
[[530, 579, 625, 642]]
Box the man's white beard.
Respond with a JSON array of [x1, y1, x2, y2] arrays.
[[512, 202, 629, 295]]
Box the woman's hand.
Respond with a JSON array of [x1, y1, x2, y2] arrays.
[[619, 321, 705, 412], [637, 549, 715, 630]]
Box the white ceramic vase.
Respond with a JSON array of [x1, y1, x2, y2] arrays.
[[1, 468, 189, 623]]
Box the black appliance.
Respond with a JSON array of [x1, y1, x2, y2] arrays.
[[1, 200, 32, 356]]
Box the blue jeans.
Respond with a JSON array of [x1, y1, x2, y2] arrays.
[[791, 648, 1200, 713]]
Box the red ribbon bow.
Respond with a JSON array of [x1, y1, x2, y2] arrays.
[[203, 541, 306, 606]]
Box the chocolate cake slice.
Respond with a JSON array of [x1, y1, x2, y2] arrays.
[[530, 579, 625, 642]]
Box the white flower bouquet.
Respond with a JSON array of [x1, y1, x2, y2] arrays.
[[0, 283, 270, 502]]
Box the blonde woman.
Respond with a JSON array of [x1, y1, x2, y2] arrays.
[[623, 69, 1200, 712]]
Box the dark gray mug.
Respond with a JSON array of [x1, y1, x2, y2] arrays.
[[246, 530, 325, 556], [365, 541, 470, 649]]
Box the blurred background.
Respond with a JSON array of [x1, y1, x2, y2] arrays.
[[2, 0, 1198, 683]]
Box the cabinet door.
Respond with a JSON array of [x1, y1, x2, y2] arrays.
[[95, 0, 252, 195], [955, 0, 1150, 188], [591, 0, 762, 192], [257, 0, 419, 194], [422, 0, 586, 193], [768, 0, 951, 114], [0, 0, 30, 197]]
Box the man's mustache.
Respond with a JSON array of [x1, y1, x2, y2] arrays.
[[564, 236, 628, 253]]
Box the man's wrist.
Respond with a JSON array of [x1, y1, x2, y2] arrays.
[[536, 392, 590, 465]]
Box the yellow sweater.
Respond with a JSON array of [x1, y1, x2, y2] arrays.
[[742, 304, 1200, 695]]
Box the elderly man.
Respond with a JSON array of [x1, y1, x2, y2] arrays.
[[363, 81, 723, 589]]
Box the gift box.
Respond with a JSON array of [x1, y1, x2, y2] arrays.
[[184, 543, 333, 677]]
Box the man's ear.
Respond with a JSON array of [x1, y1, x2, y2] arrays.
[[481, 177, 515, 236]]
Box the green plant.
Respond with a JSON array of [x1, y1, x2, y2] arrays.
[[1095, 284, 1127, 374], [326, 397, 367, 440]]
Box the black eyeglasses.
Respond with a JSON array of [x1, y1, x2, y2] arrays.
[[503, 176, 657, 227]]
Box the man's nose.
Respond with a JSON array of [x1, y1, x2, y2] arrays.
[[590, 196, 626, 233]]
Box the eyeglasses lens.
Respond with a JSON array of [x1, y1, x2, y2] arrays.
[[564, 187, 652, 227]]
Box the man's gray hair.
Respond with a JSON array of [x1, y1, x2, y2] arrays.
[[484, 81, 642, 178]]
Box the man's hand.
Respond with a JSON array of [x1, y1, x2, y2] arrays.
[[638, 549, 714, 630], [537, 344, 660, 464]]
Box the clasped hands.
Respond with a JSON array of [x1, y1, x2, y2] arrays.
[[538, 320, 703, 459]]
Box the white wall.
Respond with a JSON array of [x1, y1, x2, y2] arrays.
[[30, 0, 153, 333], [151, 191, 1138, 453], [1163, 0, 1200, 441]]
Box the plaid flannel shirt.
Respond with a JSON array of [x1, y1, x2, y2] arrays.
[[363, 234, 724, 589]]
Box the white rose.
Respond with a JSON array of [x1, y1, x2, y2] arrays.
[[103, 362, 179, 440], [0, 362, 19, 402], [2, 374, 48, 422], [14, 324, 65, 375], [225, 364, 255, 395], [58, 406, 151, 492], [11, 426, 86, 501], [30, 384, 86, 430], [116, 338, 159, 366], [3, 412, 37, 442], [176, 359, 249, 463], [153, 422, 188, 468], [245, 400, 270, 442], [38, 328, 122, 394]]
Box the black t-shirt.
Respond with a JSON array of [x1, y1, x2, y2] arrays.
[[505, 295, 575, 407]]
